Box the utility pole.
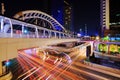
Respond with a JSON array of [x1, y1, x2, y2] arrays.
[[1, 3, 5, 15]]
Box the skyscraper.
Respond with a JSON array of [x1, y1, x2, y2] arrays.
[[100, 0, 110, 36], [51, 0, 73, 32], [100, 0, 120, 37], [64, 0, 73, 32], [109, 0, 120, 30]]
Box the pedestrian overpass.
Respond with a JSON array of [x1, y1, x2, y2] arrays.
[[0, 10, 78, 77]]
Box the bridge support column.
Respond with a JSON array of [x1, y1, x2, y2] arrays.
[[22, 24, 24, 36], [54, 32, 57, 38], [0, 18, 4, 32], [49, 31, 51, 38], [35, 27, 39, 38], [0, 61, 2, 75]]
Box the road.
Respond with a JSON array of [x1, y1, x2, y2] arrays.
[[8, 44, 120, 80]]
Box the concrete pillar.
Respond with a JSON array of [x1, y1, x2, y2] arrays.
[[0, 61, 2, 75], [49, 31, 51, 38], [0, 18, 4, 32], [35, 27, 39, 38], [43, 30, 46, 37], [22, 24, 24, 34], [54, 32, 56, 38], [21, 24, 24, 38]]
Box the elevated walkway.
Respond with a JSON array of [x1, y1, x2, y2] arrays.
[[0, 38, 78, 61], [0, 38, 78, 76], [0, 15, 77, 77]]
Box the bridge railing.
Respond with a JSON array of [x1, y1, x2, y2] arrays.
[[0, 15, 74, 39]]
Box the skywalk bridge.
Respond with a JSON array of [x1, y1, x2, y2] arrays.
[[0, 10, 78, 77]]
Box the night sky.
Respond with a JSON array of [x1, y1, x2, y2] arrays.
[[70, 0, 100, 36], [1, 0, 100, 36], [110, 0, 120, 23]]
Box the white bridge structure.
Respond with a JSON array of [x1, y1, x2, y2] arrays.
[[0, 10, 78, 77], [0, 10, 73, 38]]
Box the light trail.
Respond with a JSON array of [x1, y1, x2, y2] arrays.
[[18, 50, 64, 79], [55, 47, 84, 78], [73, 62, 120, 79], [17, 55, 32, 72], [68, 65, 109, 80], [46, 75, 52, 80], [21, 48, 85, 80], [19, 50, 83, 80], [17, 67, 36, 80], [40, 57, 63, 79], [53, 58, 59, 64], [17, 47, 85, 80], [14, 45, 120, 80], [50, 49, 87, 80], [17, 52, 46, 79], [34, 73, 46, 80], [22, 67, 41, 80]]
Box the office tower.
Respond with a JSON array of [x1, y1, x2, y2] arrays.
[[100, 0, 110, 36], [64, 0, 73, 32], [100, 0, 120, 38]]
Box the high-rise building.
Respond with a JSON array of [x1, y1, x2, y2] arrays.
[[64, 0, 73, 32], [51, 0, 73, 32], [100, 0, 120, 38], [100, 0, 110, 36], [109, 0, 120, 30]]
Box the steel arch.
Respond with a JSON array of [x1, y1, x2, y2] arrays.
[[14, 10, 66, 32]]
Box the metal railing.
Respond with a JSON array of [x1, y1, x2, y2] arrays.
[[0, 15, 74, 39]]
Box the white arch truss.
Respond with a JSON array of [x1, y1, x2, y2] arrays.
[[14, 10, 66, 32]]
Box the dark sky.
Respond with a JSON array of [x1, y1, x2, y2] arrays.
[[110, 0, 120, 23], [69, 0, 100, 35], [0, 0, 100, 36]]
